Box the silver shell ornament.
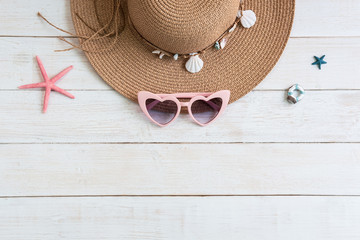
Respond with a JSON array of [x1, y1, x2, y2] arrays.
[[185, 53, 204, 74], [237, 10, 256, 29]]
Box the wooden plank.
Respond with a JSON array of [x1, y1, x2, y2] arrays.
[[292, 0, 360, 37], [0, 37, 110, 90], [1, 196, 360, 239], [0, 0, 75, 36], [0, 0, 359, 37], [1, 144, 360, 196], [258, 37, 360, 90], [0, 91, 359, 143], [1, 37, 359, 90]]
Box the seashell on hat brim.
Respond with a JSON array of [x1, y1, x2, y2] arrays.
[[70, 0, 295, 104]]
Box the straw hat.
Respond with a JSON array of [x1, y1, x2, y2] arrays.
[[70, 0, 295, 103]]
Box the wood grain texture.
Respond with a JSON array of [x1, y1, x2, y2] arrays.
[[1, 144, 360, 196], [1, 196, 360, 239], [292, 0, 360, 37], [0, 37, 109, 90], [0, 0, 75, 36], [0, 0, 359, 37], [0, 90, 359, 143], [1, 37, 359, 90]]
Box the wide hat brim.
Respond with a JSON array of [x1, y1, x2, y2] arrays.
[[70, 0, 295, 104]]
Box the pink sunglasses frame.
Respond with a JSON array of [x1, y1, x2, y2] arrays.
[[138, 90, 230, 127]]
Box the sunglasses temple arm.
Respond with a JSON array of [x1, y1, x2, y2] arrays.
[[146, 100, 160, 111], [207, 101, 221, 111]]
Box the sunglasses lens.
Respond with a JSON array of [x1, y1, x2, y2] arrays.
[[145, 99, 178, 125], [191, 98, 223, 124]]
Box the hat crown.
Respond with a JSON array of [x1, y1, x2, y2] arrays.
[[128, 0, 239, 54]]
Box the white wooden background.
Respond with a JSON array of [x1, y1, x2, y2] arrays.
[[1, 0, 360, 239]]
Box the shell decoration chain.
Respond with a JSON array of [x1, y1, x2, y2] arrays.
[[38, 0, 256, 73], [150, 0, 257, 74]]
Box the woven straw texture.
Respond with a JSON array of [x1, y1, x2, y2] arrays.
[[70, 0, 295, 103]]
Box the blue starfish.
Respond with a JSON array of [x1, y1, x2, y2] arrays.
[[312, 55, 327, 70]]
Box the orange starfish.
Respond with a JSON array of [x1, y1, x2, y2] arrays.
[[19, 56, 75, 113]]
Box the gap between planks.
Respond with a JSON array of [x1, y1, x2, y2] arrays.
[[2, 194, 360, 199], [0, 142, 360, 145]]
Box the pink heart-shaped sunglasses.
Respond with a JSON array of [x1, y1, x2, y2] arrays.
[[138, 90, 230, 126]]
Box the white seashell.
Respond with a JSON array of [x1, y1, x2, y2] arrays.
[[240, 10, 256, 28], [229, 23, 237, 33], [185, 53, 203, 74], [237, 10, 242, 18], [220, 38, 227, 49], [173, 53, 179, 60], [152, 50, 166, 59]]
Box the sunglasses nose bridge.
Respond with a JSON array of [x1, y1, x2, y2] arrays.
[[179, 102, 190, 107]]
